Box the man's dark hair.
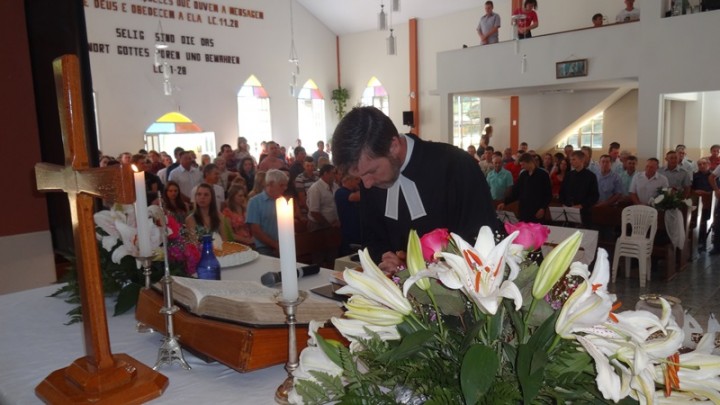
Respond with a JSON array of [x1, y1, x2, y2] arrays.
[[319, 164, 335, 176], [609, 142, 620, 151], [203, 163, 217, 178], [647, 158, 660, 164], [485, 1, 493, 6], [294, 146, 306, 157], [665, 150, 677, 157], [592, 13, 603, 21], [571, 150, 585, 159], [173, 146, 185, 157], [518, 153, 534, 164], [493, 151, 503, 158], [599, 154, 611, 160], [627, 155, 638, 162], [304, 156, 315, 163], [331, 106, 398, 172], [485, 146, 494, 153]]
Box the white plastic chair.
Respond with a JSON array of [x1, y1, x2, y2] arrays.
[[611, 205, 658, 288]]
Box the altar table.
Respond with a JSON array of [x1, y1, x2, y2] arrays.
[[0, 255, 339, 404]]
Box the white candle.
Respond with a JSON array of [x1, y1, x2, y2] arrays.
[[133, 168, 153, 257], [276, 197, 298, 302]]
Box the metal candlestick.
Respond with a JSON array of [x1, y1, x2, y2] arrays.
[[274, 291, 307, 404], [153, 192, 191, 370], [134, 255, 155, 333]]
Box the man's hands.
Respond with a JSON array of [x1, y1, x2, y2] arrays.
[[378, 250, 407, 276]]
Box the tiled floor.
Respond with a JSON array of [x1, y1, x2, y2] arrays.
[[609, 249, 720, 330]]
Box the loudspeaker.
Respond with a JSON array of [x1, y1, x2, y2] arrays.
[[484, 117, 490, 124], [403, 111, 414, 127]]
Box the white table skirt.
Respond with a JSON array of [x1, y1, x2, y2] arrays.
[[0, 255, 339, 404]]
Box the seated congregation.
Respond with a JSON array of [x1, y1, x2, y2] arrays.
[[101, 137, 360, 270], [102, 133, 719, 278]]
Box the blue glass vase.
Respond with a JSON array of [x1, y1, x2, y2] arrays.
[[196, 234, 221, 280]]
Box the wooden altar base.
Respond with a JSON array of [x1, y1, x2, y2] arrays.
[[135, 288, 346, 373], [35, 353, 168, 404]]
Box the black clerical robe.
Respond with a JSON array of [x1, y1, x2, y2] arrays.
[[559, 168, 599, 225], [360, 134, 498, 261], [504, 168, 551, 223]]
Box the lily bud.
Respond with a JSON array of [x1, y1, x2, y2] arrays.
[[406, 230, 430, 291], [532, 230, 582, 299]]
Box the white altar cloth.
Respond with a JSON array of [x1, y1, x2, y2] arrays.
[[0, 255, 337, 404]]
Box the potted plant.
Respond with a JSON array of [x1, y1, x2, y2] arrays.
[[331, 87, 350, 120]]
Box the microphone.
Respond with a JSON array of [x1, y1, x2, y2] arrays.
[[261, 264, 321, 287]]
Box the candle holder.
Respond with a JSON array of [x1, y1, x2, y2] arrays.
[[274, 290, 307, 404], [152, 191, 191, 371], [134, 255, 155, 333], [153, 274, 191, 371]]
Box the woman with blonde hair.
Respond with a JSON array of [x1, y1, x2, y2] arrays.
[[247, 171, 266, 199], [221, 186, 253, 245]]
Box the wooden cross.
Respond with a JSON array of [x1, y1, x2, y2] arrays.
[[34, 55, 167, 404]]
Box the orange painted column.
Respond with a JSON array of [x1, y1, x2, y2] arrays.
[[336, 36, 341, 88], [512, 0, 522, 12], [510, 96, 519, 152], [409, 18, 419, 137]]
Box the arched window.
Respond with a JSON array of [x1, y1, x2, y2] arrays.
[[144, 111, 216, 157], [361, 76, 389, 115], [237, 75, 272, 156], [297, 79, 327, 148]]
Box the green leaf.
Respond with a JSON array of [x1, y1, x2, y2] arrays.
[[461, 344, 498, 405], [114, 283, 141, 316], [376, 329, 434, 363], [308, 370, 345, 394], [315, 333, 344, 368], [516, 343, 547, 403], [515, 310, 559, 403]]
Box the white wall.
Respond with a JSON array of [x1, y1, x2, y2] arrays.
[[84, 0, 337, 156], [700, 92, 720, 156], [338, 24, 409, 135], [0, 232, 55, 295], [635, 1, 720, 159], [603, 90, 639, 153]]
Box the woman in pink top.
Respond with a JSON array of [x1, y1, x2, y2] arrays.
[[221, 186, 253, 245]]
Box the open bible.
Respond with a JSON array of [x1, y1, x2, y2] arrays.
[[167, 277, 343, 326]]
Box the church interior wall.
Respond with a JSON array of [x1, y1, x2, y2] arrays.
[[602, 89, 639, 155], [337, 25, 410, 137], [83, 0, 338, 156]]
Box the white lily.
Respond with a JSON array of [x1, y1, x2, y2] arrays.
[[344, 295, 406, 326], [289, 321, 345, 405], [335, 249, 412, 316], [331, 317, 401, 346], [576, 335, 624, 402], [555, 249, 615, 338], [415, 227, 522, 315]]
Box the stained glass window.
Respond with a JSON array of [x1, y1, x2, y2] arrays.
[[361, 76, 389, 115], [297, 79, 327, 148], [237, 75, 272, 156]]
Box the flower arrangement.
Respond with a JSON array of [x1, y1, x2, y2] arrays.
[[290, 224, 720, 404], [52, 204, 191, 323], [651, 187, 692, 211]]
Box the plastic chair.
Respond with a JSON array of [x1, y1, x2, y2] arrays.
[[611, 205, 658, 288]]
